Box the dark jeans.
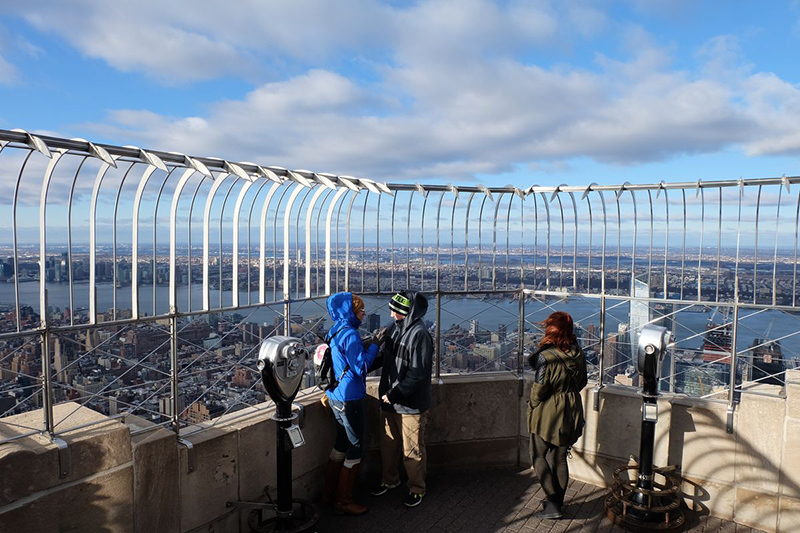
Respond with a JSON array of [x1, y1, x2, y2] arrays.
[[330, 398, 364, 461], [530, 433, 569, 501]]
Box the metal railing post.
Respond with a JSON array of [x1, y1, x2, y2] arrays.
[[593, 295, 606, 411], [38, 288, 55, 437], [170, 310, 180, 435], [727, 304, 740, 434], [517, 290, 525, 396], [435, 292, 442, 380], [285, 300, 292, 336]]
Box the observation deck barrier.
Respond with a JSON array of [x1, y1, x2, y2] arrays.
[[0, 127, 798, 445]]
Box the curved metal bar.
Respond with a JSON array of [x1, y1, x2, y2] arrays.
[[217, 176, 241, 308], [270, 185, 293, 302], [131, 162, 162, 318], [629, 189, 638, 294], [66, 156, 90, 326], [202, 172, 234, 311], [504, 193, 513, 289], [772, 182, 784, 307], [554, 193, 565, 290], [477, 195, 489, 291], [697, 184, 705, 302], [344, 190, 360, 291], [111, 161, 138, 320], [151, 168, 175, 316], [569, 192, 578, 292], [734, 180, 744, 302], [754, 185, 763, 305], [294, 186, 315, 298], [597, 190, 607, 295], [540, 192, 551, 291], [169, 169, 200, 311], [491, 192, 504, 291], [661, 186, 669, 299], [315, 188, 336, 296], [231, 179, 258, 307], [406, 191, 415, 290], [615, 193, 621, 293], [532, 189, 539, 288], [716, 187, 723, 302], [242, 180, 272, 305], [361, 191, 370, 293], [304, 186, 328, 298], [680, 189, 687, 300], [450, 192, 458, 291], [376, 193, 382, 293], [647, 191, 654, 291], [334, 188, 350, 292], [420, 192, 429, 291], [585, 192, 593, 293], [390, 191, 398, 292], [283, 183, 308, 300], [186, 177, 207, 311], [436, 191, 446, 292], [111, 161, 142, 320], [89, 158, 119, 324], [39, 149, 67, 326], [258, 182, 287, 303], [246, 180, 272, 304], [463, 192, 475, 291], [325, 188, 350, 294], [794, 190, 800, 307]]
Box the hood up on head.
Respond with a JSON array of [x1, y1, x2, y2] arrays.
[[327, 292, 361, 328]]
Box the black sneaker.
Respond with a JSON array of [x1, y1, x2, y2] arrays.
[[403, 491, 425, 508], [370, 480, 401, 496]]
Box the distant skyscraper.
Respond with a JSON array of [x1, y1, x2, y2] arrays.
[[469, 320, 479, 336]]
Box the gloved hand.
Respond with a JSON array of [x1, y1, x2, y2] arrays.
[[373, 327, 389, 346]]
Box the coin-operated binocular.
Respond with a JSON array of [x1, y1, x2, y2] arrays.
[[229, 337, 318, 533], [606, 325, 685, 532]]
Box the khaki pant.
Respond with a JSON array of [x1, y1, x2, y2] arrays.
[[380, 410, 428, 495]]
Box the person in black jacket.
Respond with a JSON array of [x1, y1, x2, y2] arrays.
[[369, 291, 433, 508]]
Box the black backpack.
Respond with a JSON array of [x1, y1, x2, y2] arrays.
[[315, 327, 350, 392]]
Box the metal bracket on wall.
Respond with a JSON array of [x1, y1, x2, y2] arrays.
[[292, 403, 306, 428], [52, 436, 70, 479], [593, 384, 603, 412], [726, 404, 736, 434], [178, 438, 196, 473]]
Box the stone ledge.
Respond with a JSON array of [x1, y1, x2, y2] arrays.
[[0, 464, 134, 533], [0, 402, 131, 506]]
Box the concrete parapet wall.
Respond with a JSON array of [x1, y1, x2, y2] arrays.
[[1, 372, 798, 532], [564, 369, 800, 533], [0, 402, 134, 533]]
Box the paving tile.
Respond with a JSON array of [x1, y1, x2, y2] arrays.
[[312, 466, 764, 533]]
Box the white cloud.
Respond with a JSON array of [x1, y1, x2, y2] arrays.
[[4, 0, 800, 183], [0, 53, 19, 85]]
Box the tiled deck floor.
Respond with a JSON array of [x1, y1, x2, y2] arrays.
[[315, 466, 764, 533]]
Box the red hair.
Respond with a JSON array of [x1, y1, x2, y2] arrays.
[[538, 311, 575, 353]]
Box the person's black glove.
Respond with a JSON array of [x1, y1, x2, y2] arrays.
[[373, 327, 389, 346]]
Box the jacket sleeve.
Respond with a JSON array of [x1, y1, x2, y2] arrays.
[[386, 331, 433, 403], [528, 354, 551, 409], [343, 329, 379, 378]]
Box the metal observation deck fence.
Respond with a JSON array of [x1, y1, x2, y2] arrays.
[[0, 128, 799, 448]]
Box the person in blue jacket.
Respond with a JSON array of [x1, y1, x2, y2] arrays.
[[322, 292, 386, 515]]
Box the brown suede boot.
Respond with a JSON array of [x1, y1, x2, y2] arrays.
[[334, 464, 368, 516], [323, 458, 344, 505]]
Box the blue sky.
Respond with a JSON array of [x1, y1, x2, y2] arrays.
[[1, 0, 799, 188]]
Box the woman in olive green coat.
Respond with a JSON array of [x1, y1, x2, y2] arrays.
[[527, 311, 588, 519]]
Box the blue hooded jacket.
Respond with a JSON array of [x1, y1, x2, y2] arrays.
[[325, 292, 378, 402]]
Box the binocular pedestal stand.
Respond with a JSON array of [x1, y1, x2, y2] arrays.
[[605, 325, 686, 532], [227, 337, 319, 533]]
